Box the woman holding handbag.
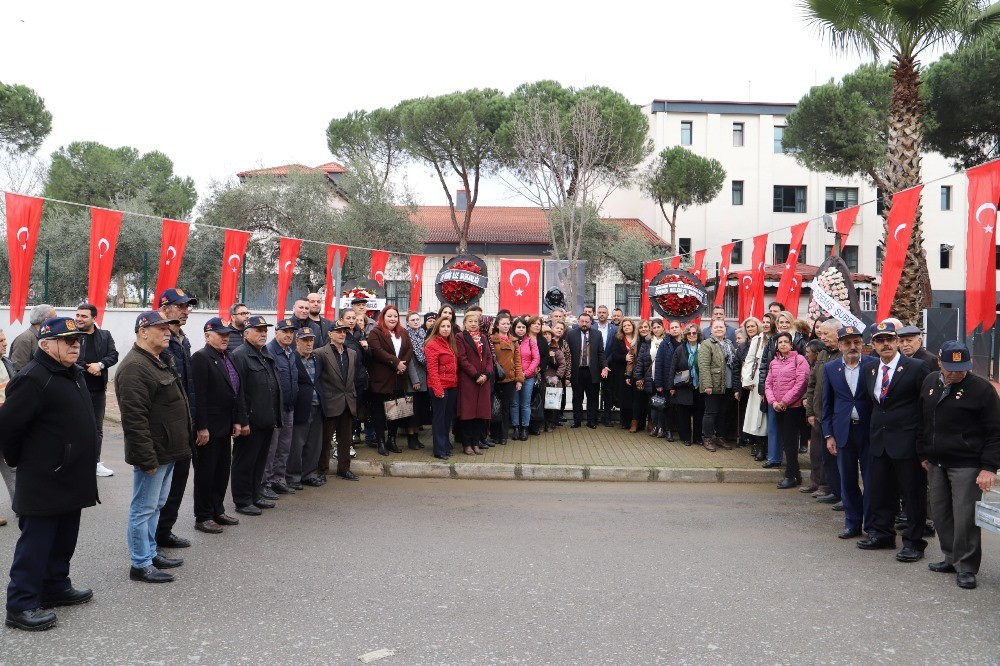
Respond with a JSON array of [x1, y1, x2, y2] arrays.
[[511, 317, 539, 441], [764, 331, 810, 487], [644, 319, 669, 437], [741, 316, 769, 461], [699, 320, 739, 452], [610, 319, 639, 430], [424, 316, 459, 460], [630, 320, 652, 434], [367, 305, 414, 455], [668, 324, 703, 446], [404, 311, 430, 449], [489, 314, 523, 446], [527, 317, 547, 436], [543, 321, 570, 432], [456, 311, 494, 455]]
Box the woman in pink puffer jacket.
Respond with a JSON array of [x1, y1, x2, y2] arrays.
[[511, 317, 540, 441], [765, 331, 810, 490]]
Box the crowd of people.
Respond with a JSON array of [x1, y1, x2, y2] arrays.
[[0, 291, 998, 632]]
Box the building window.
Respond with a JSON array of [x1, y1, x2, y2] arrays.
[[678, 237, 692, 255], [876, 188, 886, 217], [733, 122, 744, 147], [680, 121, 692, 146], [585, 283, 597, 309], [773, 126, 785, 153], [825, 245, 859, 273], [774, 244, 807, 265], [995, 245, 1000, 269], [731, 239, 743, 264], [773, 185, 807, 213], [825, 187, 859, 213], [385, 280, 409, 310], [876, 246, 885, 272], [732, 180, 744, 205], [859, 289, 876, 312], [941, 185, 952, 211], [614, 284, 641, 317], [940, 246, 952, 269]]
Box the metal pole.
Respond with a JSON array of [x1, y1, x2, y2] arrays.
[[333, 250, 343, 322], [240, 259, 247, 303], [141, 252, 148, 308], [43, 250, 49, 303]]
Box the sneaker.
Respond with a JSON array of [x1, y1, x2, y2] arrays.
[[350, 446, 357, 458], [96, 462, 114, 477]]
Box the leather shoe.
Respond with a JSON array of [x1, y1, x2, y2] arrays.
[[571, 422, 582, 428], [5, 608, 57, 631], [761, 461, 781, 469], [832, 501, 844, 511], [254, 499, 275, 509], [800, 484, 819, 494], [856, 536, 896, 550], [152, 554, 183, 569], [195, 520, 223, 534], [40, 586, 93, 608], [928, 560, 956, 574], [235, 504, 262, 516], [957, 572, 977, 589], [156, 532, 190, 549], [302, 477, 323, 487], [336, 470, 359, 481], [287, 481, 304, 490], [587, 423, 598, 429], [816, 493, 839, 504], [259, 487, 279, 500], [271, 482, 295, 494], [895, 547, 924, 563], [776, 477, 800, 489], [214, 514, 239, 526], [129, 566, 174, 583], [837, 528, 861, 540]]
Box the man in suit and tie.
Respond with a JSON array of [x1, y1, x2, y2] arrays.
[[563, 313, 609, 429], [190, 318, 245, 535], [822, 326, 878, 540], [594, 305, 618, 426], [288, 328, 325, 488], [859, 322, 931, 561], [314, 323, 361, 481]]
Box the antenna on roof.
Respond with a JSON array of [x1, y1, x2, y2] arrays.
[[748, 80, 752, 102]]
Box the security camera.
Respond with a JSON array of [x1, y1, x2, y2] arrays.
[[822, 214, 835, 233], [940, 242, 955, 252]]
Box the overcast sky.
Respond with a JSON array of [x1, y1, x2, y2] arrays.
[[2, 1, 878, 212]]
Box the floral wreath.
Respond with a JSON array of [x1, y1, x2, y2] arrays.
[[647, 269, 708, 321], [806, 256, 859, 324], [435, 254, 488, 307], [342, 279, 384, 318]]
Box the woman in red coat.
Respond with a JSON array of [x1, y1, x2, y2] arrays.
[[367, 305, 414, 455], [424, 316, 459, 460], [456, 310, 494, 455]]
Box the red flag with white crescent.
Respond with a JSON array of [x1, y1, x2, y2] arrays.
[[876, 185, 923, 321], [965, 161, 1000, 333], [324, 244, 347, 320], [835, 205, 860, 252], [641, 260, 662, 319], [4, 193, 43, 324], [714, 243, 734, 308], [692, 250, 706, 284], [737, 271, 754, 322], [787, 273, 804, 318], [219, 229, 251, 318], [370, 250, 390, 286], [776, 222, 808, 308], [154, 219, 190, 309], [750, 233, 768, 319], [498, 259, 541, 315], [409, 254, 426, 311], [669, 255, 681, 269], [88, 208, 123, 325], [276, 237, 302, 321]]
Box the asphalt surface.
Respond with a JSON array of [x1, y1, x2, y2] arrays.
[[1, 426, 998, 665]]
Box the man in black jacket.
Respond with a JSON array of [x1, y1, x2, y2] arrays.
[[75, 303, 119, 478], [898, 325, 942, 372], [230, 316, 282, 516], [563, 313, 609, 429], [226, 302, 251, 352], [860, 322, 931, 561], [0, 317, 98, 631], [191, 318, 245, 535], [919, 341, 1000, 590], [306, 292, 333, 348]]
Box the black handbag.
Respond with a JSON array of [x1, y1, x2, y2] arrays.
[[672, 370, 692, 388], [495, 361, 506, 382], [649, 394, 668, 412]]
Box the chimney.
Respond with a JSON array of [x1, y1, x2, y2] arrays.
[[456, 189, 468, 212]]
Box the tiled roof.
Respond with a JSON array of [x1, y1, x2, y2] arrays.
[[315, 161, 346, 174], [237, 161, 346, 179], [410, 206, 669, 247]]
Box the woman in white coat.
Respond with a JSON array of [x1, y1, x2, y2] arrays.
[[741, 315, 771, 460]]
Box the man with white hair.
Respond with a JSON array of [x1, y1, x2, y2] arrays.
[[9, 304, 56, 368]]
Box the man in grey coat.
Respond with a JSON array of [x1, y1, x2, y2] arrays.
[[9, 304, 56, 368]]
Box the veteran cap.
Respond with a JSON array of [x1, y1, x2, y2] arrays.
[[39, 317, 81, 339], [295, 327, 315, 339], [134, 311, 179, 332], [940, 340, 972, 371], [275, 318, 298, 331], [871, 321, 897, 338], [203, 317, 234, 334], [158, 288, 198, 307], [245, 315, 273, 329], [837, 325, 863, 340]]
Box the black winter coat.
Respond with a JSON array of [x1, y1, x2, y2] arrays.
[[293, 353, 325, 425], [918, 371, 1000, 472], [0, 349, 99, 516], [232, 343, 283, 429], [76, 327, 118, 391], [164, 330, 195, 420], [191, 346, 245, 438]]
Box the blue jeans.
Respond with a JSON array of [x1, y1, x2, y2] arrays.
[[766, 405, 782, 464], [511, 376, 535, 427], [127, 463, 175, 569]]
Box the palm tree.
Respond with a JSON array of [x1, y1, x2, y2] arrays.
[[802, 0, 1000, 323]]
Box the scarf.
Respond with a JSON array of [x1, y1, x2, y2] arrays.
[[687, 342, 699, 388], [407, 326, 427, 365]]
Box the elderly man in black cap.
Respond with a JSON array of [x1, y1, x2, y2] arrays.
[[288, 327, 324, 488], [264, 318, 299, 496], [898, 325, 941, 372], [314, 323, 362, 481], [154, 287, 199, 551], [190, 318, 245, 535], [1, 317, 98, 631], [919, 341, 1000, 590], [230, 316, 282, 515]]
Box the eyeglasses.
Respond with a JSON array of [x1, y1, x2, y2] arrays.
[[235, 311, 250, 316], [686, 331, 698, 336], [59, 336, 81, 345]]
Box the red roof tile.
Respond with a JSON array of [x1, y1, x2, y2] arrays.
[[315, 161, 346, 174], [237, 161, 346, 179]]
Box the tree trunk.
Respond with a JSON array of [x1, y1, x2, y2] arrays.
[[884, 55, 928, 325]]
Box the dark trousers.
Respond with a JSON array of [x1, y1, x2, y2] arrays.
[[633, 388, 650, 430], [324, 409, 355, 475], [809, 422, 826, 489], [7, 510, 81, 612], [776, 406, 805, 481], [869, 452, 928, 550], [702, 393, 725, 439], [193, 435, 232, 522], [155, 454, 190, 541], [296, 405, 325, 481], [494, 381, 515, 441], [674, 393, 704, 443], [600, 377, 614, 423], [371, 391, 410, 441], [822, 432, 842, 498], [461, 418, 487, 447], [928, 465, 982, 573], [572, 372, 598, 425], [89, 391, 106, 461], [837, 423, 871, 532], [231, 428, 274, 507], [430, 387, 457, 457]]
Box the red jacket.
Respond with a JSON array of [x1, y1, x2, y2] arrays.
[[425, 336, 458, 397]]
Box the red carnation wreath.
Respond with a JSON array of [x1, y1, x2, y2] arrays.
[[341, 279, 385, 317], [436, 255, 488, 307], [647, 269, 708, 321]]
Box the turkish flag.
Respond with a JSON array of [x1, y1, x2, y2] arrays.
[[409, 254, 426, 311], [5, 193, 43, 324], [776, 222, 808, 307], [153, 218, 190, 309], [276, 237, 302, 321], [715, 243, 734, 307], [835, 205, 860, 252], [669, 255, 681, 269], [876, 185, 923, 321], [641, 260, 662, 319], [87, 208, 123, 325], [219, 229, 250, 318], [749, 233, 768, 319], [966, 161, 1000, 333], [499, 259, 541, 315], [787, 273, 805, 318], [692, 249, 707, 284], [370, 250, 390, 286], [324, 244, 347, 320]]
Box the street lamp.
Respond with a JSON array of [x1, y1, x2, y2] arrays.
[[823, 214, 841, 257]]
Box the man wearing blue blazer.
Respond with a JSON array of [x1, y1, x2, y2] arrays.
[[822, 326, 878, 540]]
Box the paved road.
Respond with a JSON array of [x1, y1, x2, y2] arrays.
[[1, 428, 997, 664]]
